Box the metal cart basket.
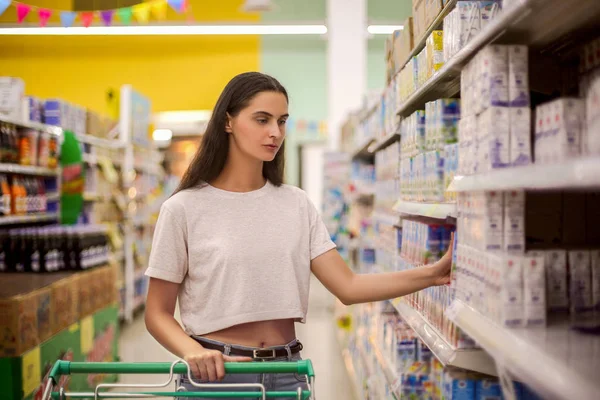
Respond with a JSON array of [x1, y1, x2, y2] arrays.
[[41, 359, 316, 400]]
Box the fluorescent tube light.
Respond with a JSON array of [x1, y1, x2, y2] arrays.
[[0, 24, 328, 36], [367, 25, 404, 35]]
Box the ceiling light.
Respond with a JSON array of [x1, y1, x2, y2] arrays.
[[153, 129, 173, 141], [367, 25, 404, 35], [0, 24, 328, 36]]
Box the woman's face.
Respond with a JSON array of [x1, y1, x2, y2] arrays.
[[226, 91, 288, 162]]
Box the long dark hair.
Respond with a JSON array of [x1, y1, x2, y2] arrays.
[[174, 72, 288, 194]]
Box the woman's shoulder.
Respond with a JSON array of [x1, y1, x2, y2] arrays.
[[161, 185, 212, 215]]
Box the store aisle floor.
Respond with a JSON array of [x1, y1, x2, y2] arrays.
[[117, 276, 355, 399]]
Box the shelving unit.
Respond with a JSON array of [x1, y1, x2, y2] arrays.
[[0, 164, 58, 176], [372, 132, 400, 154], [449, 157, 600, 192], [447, 300, 599, 400], [0, 213, 59, 226], [351, 137, 376, 161], [392, 200, 456, 219], [391, 299, 496, 376], [369, 336, 401, 399]]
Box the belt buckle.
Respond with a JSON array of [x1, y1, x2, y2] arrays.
[[253, 348, 276, 360]]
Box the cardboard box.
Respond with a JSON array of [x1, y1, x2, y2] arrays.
[[413, 0, 427, 44], [79, 270, 95, 318], [0, 77, 25, 120], [393, 18, 414, 72], [50, 276, 79, 336], [425, 0, 443, 29], [0, 291, 40, 358], [37, 288, 52, 343]]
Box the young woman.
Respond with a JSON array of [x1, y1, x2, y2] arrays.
[[144, 72, 453, 397]]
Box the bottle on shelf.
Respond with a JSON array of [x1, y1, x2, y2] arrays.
[[0, 175, 11, 216]]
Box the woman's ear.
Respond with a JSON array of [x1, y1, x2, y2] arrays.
[[225, 113, 233, 133]]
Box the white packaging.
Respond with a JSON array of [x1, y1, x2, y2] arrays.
[[508, 45, 529, 107], [591, 250, 600, 312], [523, 252, 546, 326], [568, 250, 593, 315], [549, 98, 584, 162], [477, 45, 509, 114], [478, 107, 510, 172], [585, 75, 600, 155], [510, 107, 532, 166], [457, 2, 481, 50], [479, 1, 501, 30], [499, 255, 524, 328], [534, 104, 547, 164], [504, 190, 525, 253], [544, 250, 569, 312], [0, 77, 25, 120]]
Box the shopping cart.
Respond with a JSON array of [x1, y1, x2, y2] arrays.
[[41, 359, 316, 399]]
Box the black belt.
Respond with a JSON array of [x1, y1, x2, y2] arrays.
[[193, 337, 303, 360]]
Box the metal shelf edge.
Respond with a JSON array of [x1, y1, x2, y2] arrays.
[[393, 200, 457, 219]]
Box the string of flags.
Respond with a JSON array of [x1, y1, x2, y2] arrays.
[[0, 0, 190, 28]]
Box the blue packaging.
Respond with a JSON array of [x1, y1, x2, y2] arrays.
[[24, 96, 43, 122], [449, 378, 477, 400], [476, 379, 504, 400], [44, 99, 69, 128]]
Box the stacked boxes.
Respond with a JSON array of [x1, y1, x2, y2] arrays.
[[0, 77, 25, 121], [585, 75, 600, 155], [460, 45, 532, 175], [426, 31, 445, 78]]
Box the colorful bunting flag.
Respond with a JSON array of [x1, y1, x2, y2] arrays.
[[151, 0, 168, 20], [132, 3, 150, 24], [100, 10, 114, 26], [60, 11, 77, 27], [116, 7, 133, 25], [167, 0, 185, 13], [80, 11, 94, 28], [0, 0, 10, 18], [38, 8, 52, 27], [16, 3, 32, 23], [319, 121, 328, 134]]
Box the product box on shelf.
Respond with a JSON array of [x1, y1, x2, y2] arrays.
[[523, 252, 546, 326], [504, 190, 525, 253], [477, 106, 510, 171], [476, 378, 503, 399], [0, 77, 25, 121], [508, 45, 529, 107], [544, 250, 569, 312], [569, 250, 594, 318], [510, 107, 532, 166], [393, 17, 414, 72], [50, 274, 80, 336], [534, 98, 585, 164], [425, 0, 443, 29], [477, 45, 509, 113], [426, 31, 444, 78], [413, 0, 427, 44], [0, 290, 41, 358], [23, 96, 43, 123], [499, 254, 524, 327], [44, 99, 71, 130], [585, 75, 600, 154]]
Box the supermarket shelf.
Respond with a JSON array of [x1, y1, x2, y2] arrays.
[[372, 132, 400, 153], [447, 300, 600, 400], [0, 163, 58, 176], [395, 0, 600, 118], [449, 157, 600, 191], [369, 337, 401, 399], [397, 0, 458, 74], [391, 299, 496, 376], [351, 137, 376, 161], [341, 348, 364, 400], [47, 192, 60, 201], [0, 213, 59, 226], [0, 116, 62, 136], [393, 200, 457, 219], [82, 153, 97, 165], [76, 133, 125, 150]]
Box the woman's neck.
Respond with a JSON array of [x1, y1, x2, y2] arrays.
[[211, 153, 265, 193]]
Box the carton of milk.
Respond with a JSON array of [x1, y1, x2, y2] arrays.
[[508, 45, 529, 107], [476, 379, 503, 400], [500, 254, 524, 327], [510, 107, 532, 167], [477, 45, 509, 114], [544, 250, 569, 312], [585, 75, 600, 155], [44, 99, 70, 129], [551, 98, 584, 162], [523, 252, 546, 326], [477, 107, 510, 172], [568, 250, 593, 317], [504, 190, 525, 253]]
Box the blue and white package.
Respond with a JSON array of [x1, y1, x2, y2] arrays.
[[476, 379, 503, 400], [24, 96, 43, 122], [44, 99, 70, 129]]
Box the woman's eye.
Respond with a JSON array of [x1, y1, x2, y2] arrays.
[[257, 119, 268, 124], [278, 120, 287, 126]]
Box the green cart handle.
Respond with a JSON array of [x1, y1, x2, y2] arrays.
[[49, 360, 315, 381]]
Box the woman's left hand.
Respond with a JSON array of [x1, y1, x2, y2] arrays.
[[428, 232, 454, 286]]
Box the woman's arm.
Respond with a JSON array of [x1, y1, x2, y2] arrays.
[[145, 278, 202, 358], [311, 236, 453, 305]]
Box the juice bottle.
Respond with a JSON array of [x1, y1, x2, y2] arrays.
[[38, 178, 47, 213], [0, 175, 11, 216], [8, 125, 19, 164], [0, 123, 7, 162]]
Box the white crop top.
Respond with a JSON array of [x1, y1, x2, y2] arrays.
[[144, 181, 337, 336]]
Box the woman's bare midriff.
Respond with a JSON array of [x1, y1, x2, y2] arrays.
[[201, 319, 297, 348]]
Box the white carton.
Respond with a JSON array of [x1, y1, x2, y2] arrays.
[[477, 107, 510, 172], [568, 250, 593, 315], [585, 75, 600, 155], [508, 45, 529, 107], [549, 98, 584, 162], [544, 250, 569, 312], [483, 191, 504, 251], [0, 77, 25, 121], [499, 255, 524, 328], [523, 253, 546, 326], [533, 104, 547, 164], [457, 1, 481, 50], [504, 190, 525, 253], [477, 45, 509, 114], [591, 250, 600, 312], [510, 107, 532, 167]]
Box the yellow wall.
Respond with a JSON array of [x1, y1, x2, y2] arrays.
[[0, 1, 260, 114]]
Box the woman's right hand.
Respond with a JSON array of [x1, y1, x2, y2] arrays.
[[184, 347, 252, 381]]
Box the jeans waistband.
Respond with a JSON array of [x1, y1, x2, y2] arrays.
[[192, 335, 298, 350]]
